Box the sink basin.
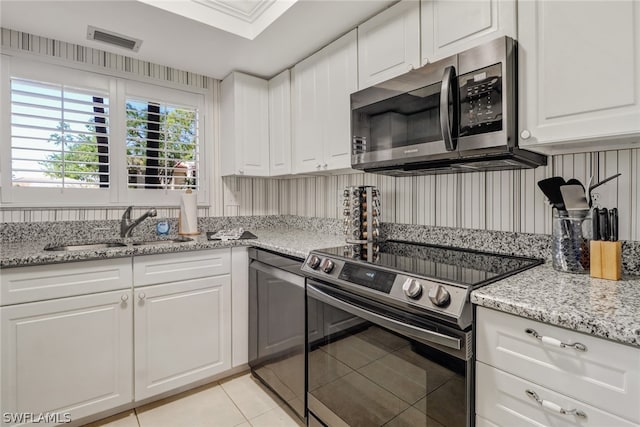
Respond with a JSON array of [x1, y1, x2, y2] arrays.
[[45, 242, 128, 251], [132, 237, 194, 246]]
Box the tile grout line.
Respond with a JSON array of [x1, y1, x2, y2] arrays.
[[219, 379, 252, 426]]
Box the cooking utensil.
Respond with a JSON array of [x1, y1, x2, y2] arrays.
[[566, 178, 584, 188], [537, 177, 567, 212], [610, 208, 618, 241], [560, 184, 589, 213], [592, 208, 599, 241], [589, 173, 622, 207], [598, 208, 609, 241], [585, 176, 593, 206]]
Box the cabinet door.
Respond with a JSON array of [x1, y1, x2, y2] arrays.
[[322, 29, 358, 171], [134, 275, 231, 400], [476, 362, 638, 427], [292, 55, 324, 173], [255, 270, 305, 358], [518, 0, 640, 151], [220, 72, 270, 176], [1, 290, 133, 424], [421, 0, 516, 65], [269, 70, 292, 176], [357, 0, 420, 89]]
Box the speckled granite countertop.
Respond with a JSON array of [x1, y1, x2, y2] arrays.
[[472, 264, 640, 348], [0, 228, 347, 268]]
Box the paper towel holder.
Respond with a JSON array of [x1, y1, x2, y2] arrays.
[[178, 189, 201, 236]]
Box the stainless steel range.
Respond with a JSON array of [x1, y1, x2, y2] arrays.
[[303, 240, 541, 427]]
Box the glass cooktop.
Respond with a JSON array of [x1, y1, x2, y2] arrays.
[[314, 240, 542, 288]]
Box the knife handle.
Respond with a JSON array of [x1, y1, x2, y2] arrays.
[[592, 208, 599, 241], [599, 208, 609, 241], [610, 208, 618, 241]]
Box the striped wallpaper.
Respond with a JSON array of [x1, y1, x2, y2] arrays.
[[2, 28, 639, 242], [221, 148, 640, 241]]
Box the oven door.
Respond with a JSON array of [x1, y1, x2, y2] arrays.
[[306, 280, 472, 427]]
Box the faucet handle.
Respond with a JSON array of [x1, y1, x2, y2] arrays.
[[122, 206, 133, 219]]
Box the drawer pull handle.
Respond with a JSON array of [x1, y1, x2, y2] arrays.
[[525, 328, 587, 352], [525, 390, 587, 418]]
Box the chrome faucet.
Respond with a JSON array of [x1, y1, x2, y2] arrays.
[[120, 206, 157, 238]]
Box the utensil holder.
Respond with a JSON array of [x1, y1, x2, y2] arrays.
[[551, 211, 591, 274]]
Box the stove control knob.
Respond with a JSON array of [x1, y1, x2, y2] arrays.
[[307, 255, 321, 270], [321, 259, 335, 273], [402, 279, 423, 299], [428, 285, 451, 307]]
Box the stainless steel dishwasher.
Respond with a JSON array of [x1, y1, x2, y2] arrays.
[[248, 248, 308, 422]]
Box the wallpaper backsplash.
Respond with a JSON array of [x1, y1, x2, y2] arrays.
[[1, 29, 639, 242], [219, 148, 640, 241]]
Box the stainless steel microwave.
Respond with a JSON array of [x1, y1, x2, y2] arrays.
[[350, 36, 546, 175]]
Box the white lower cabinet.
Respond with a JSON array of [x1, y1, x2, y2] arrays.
[[1, 289, 133, 426], [1, 248, 239, 425], [133, 275, 231, 400], [476, 307, 640, 425], [476, 362, 637, 427]]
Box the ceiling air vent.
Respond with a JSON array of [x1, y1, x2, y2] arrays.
[[87, 26, 142, 52]]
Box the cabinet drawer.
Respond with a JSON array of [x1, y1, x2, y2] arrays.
[[0, 258, 132, 306], [476, 307, 640, 423], [476, 362, 637, 427], [133, 249, 230, 286]]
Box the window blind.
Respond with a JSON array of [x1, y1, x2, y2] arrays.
[[10, 78, 110, 188], [125, 99, 199, 190]]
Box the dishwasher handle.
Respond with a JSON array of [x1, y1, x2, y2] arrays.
[[250, 259, 306, 289], [307, 283, 463, 353]]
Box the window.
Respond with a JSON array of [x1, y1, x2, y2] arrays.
[[10, 78, 110, 189], [1, 58, 209, 206], [125, 99, 199, 191]]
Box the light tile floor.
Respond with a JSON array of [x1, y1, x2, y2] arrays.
[[83, 373, 303, 427]]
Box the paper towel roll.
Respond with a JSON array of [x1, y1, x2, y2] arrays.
[[179, 189, 199, 235]]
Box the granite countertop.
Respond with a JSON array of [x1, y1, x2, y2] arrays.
[[0, 228, 347, 268], [471, 263, 640, 348]]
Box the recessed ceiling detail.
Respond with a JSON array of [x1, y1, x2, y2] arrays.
[[136, 0, 298, 40], [194, 0, 274, 23]]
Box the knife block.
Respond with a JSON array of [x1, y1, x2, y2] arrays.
[[590, 241, 622, 280]]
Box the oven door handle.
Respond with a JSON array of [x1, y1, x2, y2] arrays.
[[307, 284, 462, 351]]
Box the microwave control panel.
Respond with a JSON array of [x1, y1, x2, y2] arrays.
[[458, 63, 503, 137]]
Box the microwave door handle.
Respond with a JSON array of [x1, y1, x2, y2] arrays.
[[439, 66, 459, 152]]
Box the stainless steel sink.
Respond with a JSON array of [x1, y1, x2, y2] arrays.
[[132, 237, 194, 246], [45, 242, 128, 251]]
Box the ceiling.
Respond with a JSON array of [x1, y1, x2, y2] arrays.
[[0, 0, 397, 80]]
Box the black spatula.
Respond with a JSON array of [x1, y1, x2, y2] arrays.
[[537, 177, 567, 212]]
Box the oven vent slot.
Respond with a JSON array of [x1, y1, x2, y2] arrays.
[[87, 26, 142, 52]]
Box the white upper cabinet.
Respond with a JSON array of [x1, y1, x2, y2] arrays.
[[220, 72, 270, 176], [292, 29, 357, 173], [268, 70, 292, 176], [421, 0, 516, 64], [357, 0, 420, 89], [518, 0, 640, 152], [323, 30, 358, 170]]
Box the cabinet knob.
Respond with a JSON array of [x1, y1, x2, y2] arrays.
[[323, 163, 328, 169], [520, 130, 531, 140], [238, 169, 244, 175], [138, 292, 146, 300], [121, 294, 129, 302], [316, 164, 322, 169]]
